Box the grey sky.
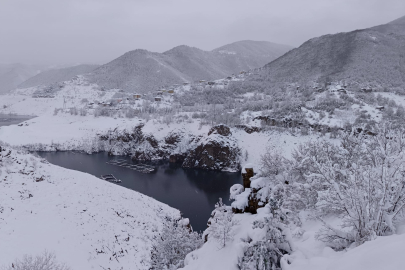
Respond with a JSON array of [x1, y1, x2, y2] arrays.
[[1, 0, 404, 66]]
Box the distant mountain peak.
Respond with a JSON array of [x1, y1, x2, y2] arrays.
[[163, 45, 203, 55], [124, 49, 150, 56]]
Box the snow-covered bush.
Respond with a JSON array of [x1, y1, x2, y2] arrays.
[[3, 251, 70, 270], [260, 149, 286, 176], [205, 198, 238, 248], [69, 107, 78, 115], [150, 218, 202, 270], [293, 123, 405, 248], [79, 108, 87, 116]]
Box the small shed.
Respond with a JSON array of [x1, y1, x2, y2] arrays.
[[168, 89, 174, 94], [199, 80, 206, 83], [133, 94, 141, 99], [337, 89, 347, 94], [155, 97, 162, 102]]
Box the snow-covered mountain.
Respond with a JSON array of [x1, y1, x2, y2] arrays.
[[87, 41, 293, 93], [0, 63, 43, 94], [249, 15, 405, 90], [18, 64, 99, 89]]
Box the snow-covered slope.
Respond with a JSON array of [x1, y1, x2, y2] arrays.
[[213, 40, 292, 69], [180, 209, 405, 270], [0, 144, 180, 269], [250, 14, 405, 90]]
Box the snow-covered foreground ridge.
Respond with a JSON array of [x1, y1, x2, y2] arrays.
[[180, 208, 405, 270], [0, 143, 180, 269], [182, 124, 405, 270]]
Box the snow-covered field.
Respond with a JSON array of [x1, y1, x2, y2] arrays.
[[0, 144, 180, 269], [181, 209, 405, 270]]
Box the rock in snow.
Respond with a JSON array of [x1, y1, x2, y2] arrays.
[[183, 125, 241, 171]]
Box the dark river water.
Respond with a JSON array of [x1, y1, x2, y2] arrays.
[[0, 114, 34, 127], [36, 152, 242, 232]]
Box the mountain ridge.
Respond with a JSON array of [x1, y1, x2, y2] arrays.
[[87, 40, 293, 93], [249, 15, 405, 91]]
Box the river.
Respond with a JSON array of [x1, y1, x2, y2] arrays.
[[36, 151, 242, 232]]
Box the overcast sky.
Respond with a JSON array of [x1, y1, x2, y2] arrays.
[[1, 0, 404, 66]]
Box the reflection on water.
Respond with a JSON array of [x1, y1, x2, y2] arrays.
[[36, 151, 242, 232]]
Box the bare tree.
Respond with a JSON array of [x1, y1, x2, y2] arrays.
[[206, 198, 238, 248], [293, 123, 405, 248], [3, 251, 70, 270], [260, 148, 286, 176]]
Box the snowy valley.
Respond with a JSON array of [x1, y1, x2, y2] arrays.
[[1, 7, 405, 270]]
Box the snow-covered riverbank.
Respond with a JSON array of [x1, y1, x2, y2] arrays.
[[0, 144, 180, 269]]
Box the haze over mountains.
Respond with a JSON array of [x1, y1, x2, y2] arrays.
[[19, 64, 99, 89], [250, 15, 405, 90], [87, 40, 293, 93], [0, 63, 43, 94]]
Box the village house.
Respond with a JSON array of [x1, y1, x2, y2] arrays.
[[155, 97, 162, 102], [101, 102, 112, 107], [133, 94, 141, 99]]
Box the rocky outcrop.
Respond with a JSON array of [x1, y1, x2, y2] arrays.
[[98, 124, 241, 171], [235, 125, 262, 134], [232, 168, 266, 214], [169, 153, 186, 163], [242, 167, 254, 188], [207, 124, 232, 136], [182, 125, 241, 171]]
